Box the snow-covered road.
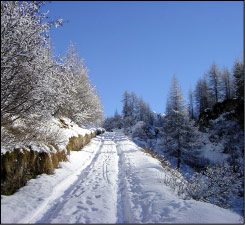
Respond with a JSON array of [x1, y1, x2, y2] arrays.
[[1, 132, 243, 223]]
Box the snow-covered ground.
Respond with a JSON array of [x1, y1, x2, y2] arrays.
[[1, 132, 243, 223], [1, 117, 100, 155]]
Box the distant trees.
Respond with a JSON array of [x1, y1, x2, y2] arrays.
[[103, 109, 123, 131], [121, 91, 154, 128], [1, 1, 104, 148], [104, 91, 156, 132], [193, 59, 244, 118]]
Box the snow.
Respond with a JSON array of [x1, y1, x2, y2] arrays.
[[1, 132, 243, 224], [54, 117, 94, 138], [198, 132, 230, 165], [1, 117, 100, 155]]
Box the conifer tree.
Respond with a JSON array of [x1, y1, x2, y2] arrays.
[[220, 67, 233, 101], [233, 59, 244, 100], [208, 62, 221, 104], [188, 87, 195, 120], [164, 75, 202, 169]]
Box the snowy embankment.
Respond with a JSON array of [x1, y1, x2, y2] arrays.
[[1, 117, 101, 155], [1, 132, 243, 223], [1, 117, 104, 195]]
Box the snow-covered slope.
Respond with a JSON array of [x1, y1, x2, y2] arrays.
[[1, 132, 243, 223], [1, 117, 100, 155]]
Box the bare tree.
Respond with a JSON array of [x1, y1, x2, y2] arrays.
[[232, 59, 244, 100], [220, 67, 233, 101], [208, 62, 221, 105], [188, 87, 195, 120], [194, 75, 211, 115]]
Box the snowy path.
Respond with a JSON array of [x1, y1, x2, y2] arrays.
[[1, 132, 243, 224]]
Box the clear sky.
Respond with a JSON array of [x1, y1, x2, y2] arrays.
[[42, 1, 243, 118]]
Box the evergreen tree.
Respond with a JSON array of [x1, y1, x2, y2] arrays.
[[233, 59, 244, 100], [164, 75, 202, 169], [164, 75, 186, 169]]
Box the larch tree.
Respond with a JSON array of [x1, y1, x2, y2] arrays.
[[188, 87, 195, 120], [164, 75, 202, 169], [208, 62, 221, 105], [163, 75, 186, 169], [194, 75, 211, 116], [220, 67, 233, 101], [232, 59, 244, 100], [122, 90, 130, 118]]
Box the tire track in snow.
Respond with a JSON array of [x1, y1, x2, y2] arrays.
[[35, 133, 119, 223], [28, 137, 104, 224], [115, 133, 135, 223], [102, 147, 109, 184], [115, 133, 157, 223]]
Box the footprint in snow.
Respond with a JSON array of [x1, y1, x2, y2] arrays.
[[86, 200, 93, 205], [77, 206, 89, 211]]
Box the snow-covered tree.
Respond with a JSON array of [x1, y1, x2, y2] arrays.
[[57, 43, 104, 126], [1, 1, 104, 150], [164, 75, 187, 168], [164, 75, 202, 169], [2, 1, 53, 123]]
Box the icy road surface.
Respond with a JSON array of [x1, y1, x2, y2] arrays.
[[1, 132, 243, 223]]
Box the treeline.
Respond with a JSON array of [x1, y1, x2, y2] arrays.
[[190, 61, 244, 118], [104, 59, 244, 169], [1, 1, 104, 149], [104, 59, 244, 133], [103, 91, 164, 132]]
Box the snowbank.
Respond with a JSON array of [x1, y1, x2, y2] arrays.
[[1, 117, 104, 195]]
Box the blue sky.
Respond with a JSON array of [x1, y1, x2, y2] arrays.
[[43, 1, 243, 118]]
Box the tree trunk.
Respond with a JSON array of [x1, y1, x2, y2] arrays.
[[177, 135, 181, 169]]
